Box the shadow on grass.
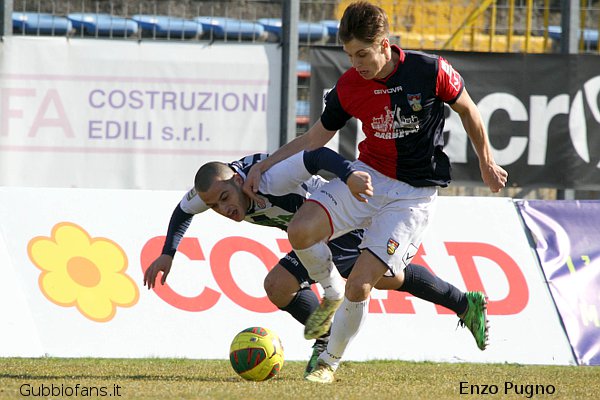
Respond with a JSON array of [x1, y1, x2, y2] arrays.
[[0, 373, 240, 382]]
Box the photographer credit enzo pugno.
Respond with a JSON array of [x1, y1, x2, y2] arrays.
[[460, 381, 556, 398]]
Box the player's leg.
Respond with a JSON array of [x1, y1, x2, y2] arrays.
[[288, 201, 345, 301], [375, 265, 489, 350], [264, 263, 317, 322], [376, 264, 467, 313], [305, 251, 386, 384], [264, 256, 329, 377], [298, 230, 364, 377], [291, 178, 379, 340], [287, 201, 347, 339], [306, 173, 437, 383]]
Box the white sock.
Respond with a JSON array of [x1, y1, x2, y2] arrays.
[[319, 296, 369, 370], [294, 242, 345, 300]]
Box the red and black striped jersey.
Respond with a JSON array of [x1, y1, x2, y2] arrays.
[[321, 45, 464, 187]]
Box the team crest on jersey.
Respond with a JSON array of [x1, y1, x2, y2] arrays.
[[407, 93, 422, 112], [387, 238, 399, 255]]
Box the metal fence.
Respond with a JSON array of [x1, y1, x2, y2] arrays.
[[3, 0, 600, 199], [6, 0, 599, 52]]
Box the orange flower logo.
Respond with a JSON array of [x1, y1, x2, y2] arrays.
[[27, 222, 139, 322]]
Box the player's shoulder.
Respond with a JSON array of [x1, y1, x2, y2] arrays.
[[180, 187, 209, 214], [229, 153, 269, 178], [404, 50, 441, 66], [403, 50, 444, 83]]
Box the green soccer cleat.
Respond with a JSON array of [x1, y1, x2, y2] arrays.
[[458, 291, 489, 350], [304, 298, 343, 340], [304, 337, 329, 378], [304, 359, 336, 383]]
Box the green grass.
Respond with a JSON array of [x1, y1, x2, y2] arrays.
[[0, 358, 598, 399]]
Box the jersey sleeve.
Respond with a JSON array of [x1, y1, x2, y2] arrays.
[[303, 147, 355, 183], [161, 203, 193, 257], [161, 189, 209, 257], [229, 153, 269, 179], [320, 85, 353, 132], [259, 151, 313, 196], [436, 56, 464, 104], [179, 188, 210, 214]]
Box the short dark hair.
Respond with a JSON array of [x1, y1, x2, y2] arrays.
[[194, 162, 234, 193], [338, 1, 389, 44]]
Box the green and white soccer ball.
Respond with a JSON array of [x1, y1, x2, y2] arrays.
[[229, 326, 284, 381]]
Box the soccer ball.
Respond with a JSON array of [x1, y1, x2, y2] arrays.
[[229, 326, 284, 381]]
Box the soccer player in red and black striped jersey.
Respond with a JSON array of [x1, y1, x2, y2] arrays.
[[243, 1, 507, 383]]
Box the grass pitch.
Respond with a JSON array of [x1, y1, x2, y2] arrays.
[[1, 357, 598, 399]]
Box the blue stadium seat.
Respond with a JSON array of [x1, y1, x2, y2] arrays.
[[132, 15, 202, 38], [319, 19, 339, 39], [13, 12, 73, 35], [258, 18, 329, 43], [297, 60, 311, 79], [296, 100, 310, 125], [67, 13, 138, 37], [296, 99, 310, 116], [195, 17, 266, 40], [548, 25, 599, 48]]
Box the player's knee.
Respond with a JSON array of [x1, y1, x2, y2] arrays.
[[287, 218, 316, 249], [345, 279, 372, 302], [263, 272, 286, 307]]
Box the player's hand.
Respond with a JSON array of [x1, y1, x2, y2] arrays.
[[480, 162, 508, 193], [143, 254, 174, 289], [242, 164, 266, 208], [346, 171, 373, 202]]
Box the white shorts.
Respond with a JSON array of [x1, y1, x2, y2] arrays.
[[308, 160, 437, 276]]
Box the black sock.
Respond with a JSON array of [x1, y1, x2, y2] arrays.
[[398, 264, 468, 315], [279, 287, 319, 325]]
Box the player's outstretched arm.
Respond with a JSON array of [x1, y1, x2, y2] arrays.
[[143, 254, 174, 289], [451, 88, 508, 193], [302, 147, 373, 202], [243, 120, 336, 205], [143, 199, 197, 289]]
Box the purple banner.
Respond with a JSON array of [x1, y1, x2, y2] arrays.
[[517, 200, 600, 365]]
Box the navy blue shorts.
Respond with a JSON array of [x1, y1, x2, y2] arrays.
[[278, 229, 363, 286]]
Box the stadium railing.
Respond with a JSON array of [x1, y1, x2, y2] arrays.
[[195, 17, 267, 42], [12, 11, 73, 35], [5, 0, 600, 200], [132, 15, 203, 39], [257, 18, 329, 44], [67, 13, 138, 37]]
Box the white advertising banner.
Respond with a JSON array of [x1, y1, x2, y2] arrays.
[[0, 189, 575, 364], [0, 37, 281, 189]]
